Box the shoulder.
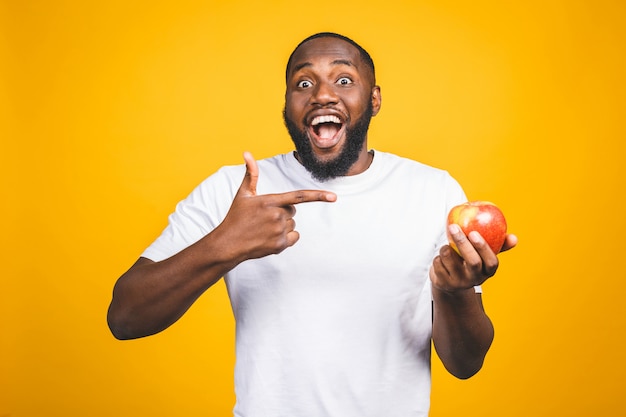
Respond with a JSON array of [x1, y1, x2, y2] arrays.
[[373, 150, 465, 202], [374, 150, 456, 181]]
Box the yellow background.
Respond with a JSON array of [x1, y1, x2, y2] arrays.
[[2, 0, 625, 415]]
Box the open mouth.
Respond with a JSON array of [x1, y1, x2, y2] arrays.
[[308, 114, 345, 148]]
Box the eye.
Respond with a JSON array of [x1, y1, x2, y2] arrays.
[[337, 77, 353, 86], [297, 80, 313, 88]]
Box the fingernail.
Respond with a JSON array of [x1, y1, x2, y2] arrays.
[[448, 223, 461, 234], [469, 231, 483, 243]]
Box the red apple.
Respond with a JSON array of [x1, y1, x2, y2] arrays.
[[447, 201, 507, 255]]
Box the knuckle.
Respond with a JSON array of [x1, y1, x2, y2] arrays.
[[285, 191, 302, 203], [271, 210, 284, 222], [283, 204, 296, 217], [267, 235, 288, 254], [466, 257, 482, 270], [452, 229, 468, 244], [484, 260, 499, 277]]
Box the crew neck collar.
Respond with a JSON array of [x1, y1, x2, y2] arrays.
[[284, 149, 386, 193]]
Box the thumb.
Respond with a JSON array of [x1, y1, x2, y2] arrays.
[[237, 151, 258, 197]]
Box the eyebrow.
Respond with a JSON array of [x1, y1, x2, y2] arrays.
[[291, 59, 355, 74]]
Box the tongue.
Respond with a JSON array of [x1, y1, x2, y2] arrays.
[[318, 123, 340, 139]]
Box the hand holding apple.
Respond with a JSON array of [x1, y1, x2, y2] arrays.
[[447, 201, 507, 255]]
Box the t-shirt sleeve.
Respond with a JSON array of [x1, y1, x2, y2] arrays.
[[141, 166, 241, 262], [436, 171, 467, 249]]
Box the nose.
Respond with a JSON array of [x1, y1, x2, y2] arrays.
[[311, 81, 338, 106]]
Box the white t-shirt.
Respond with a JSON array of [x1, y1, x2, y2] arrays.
[[142, 151, 467, 417]]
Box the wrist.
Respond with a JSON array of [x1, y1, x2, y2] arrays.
[[431, 283, 476, 297], [431, 284, 478, 307]]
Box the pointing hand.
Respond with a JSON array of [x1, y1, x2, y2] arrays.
[[215, 152, 337, 262]]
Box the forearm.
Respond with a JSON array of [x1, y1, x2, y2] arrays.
[[431, 286, 494, 379], [107, 157, 336, 340], [107, 229, 240, 340]]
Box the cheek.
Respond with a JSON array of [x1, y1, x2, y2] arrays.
[[345, 93, 371, 117], [285, 95, 307, 119]]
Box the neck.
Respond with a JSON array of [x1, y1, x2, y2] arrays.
[[345, 147, 374, 176]]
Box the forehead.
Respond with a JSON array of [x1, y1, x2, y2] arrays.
[[288, 37, 366, 77]]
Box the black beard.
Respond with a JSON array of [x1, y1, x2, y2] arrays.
[[283, 102, 373, 182]]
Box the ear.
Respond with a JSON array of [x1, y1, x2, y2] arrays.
[[371, 85, 382, 116]]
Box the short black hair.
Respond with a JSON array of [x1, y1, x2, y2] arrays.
[[285, 32, 376, 84]]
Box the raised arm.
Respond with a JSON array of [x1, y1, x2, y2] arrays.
[[430, 225, 517, 379], [107, 152, 336, 340]]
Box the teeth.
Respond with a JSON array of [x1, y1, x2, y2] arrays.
[[311, 115, 341, 126]]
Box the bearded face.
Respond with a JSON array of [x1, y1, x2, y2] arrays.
[[282, 36, 380, 181], [283, 100, 374, 182]]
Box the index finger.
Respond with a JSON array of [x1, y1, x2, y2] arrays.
[[448, 224, 491, 264], [273, 189, 337, 205]]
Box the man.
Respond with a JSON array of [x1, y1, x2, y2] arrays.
[[108, 32, 517, 416]]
